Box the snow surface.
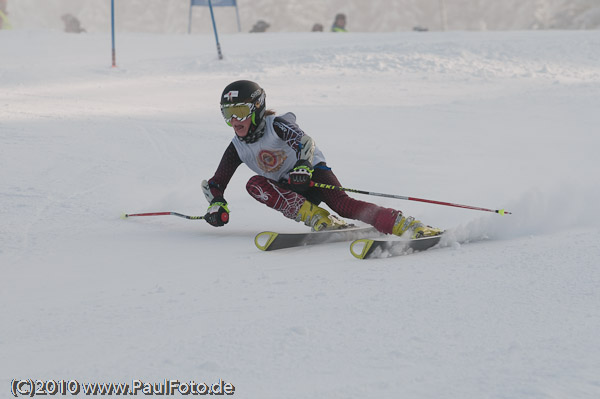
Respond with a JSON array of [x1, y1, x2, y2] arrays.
[[2, 28, 600, 398]]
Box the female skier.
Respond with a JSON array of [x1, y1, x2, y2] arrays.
[[203, 80, 441, 238]]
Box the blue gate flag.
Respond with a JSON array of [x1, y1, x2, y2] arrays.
[[189, 0, 240, 33], [191, 0, 236, 6]]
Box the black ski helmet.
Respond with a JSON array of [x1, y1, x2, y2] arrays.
[[220, 80, 266, 143]]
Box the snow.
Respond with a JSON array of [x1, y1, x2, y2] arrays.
[[2, 28, 600, 398]]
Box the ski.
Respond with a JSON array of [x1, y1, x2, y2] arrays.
[[350, 234, 443, 259], [255, 226, 379, 251]]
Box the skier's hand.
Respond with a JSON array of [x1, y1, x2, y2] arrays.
[[204, 197, 229, 227], [288, 160, 313, 192]]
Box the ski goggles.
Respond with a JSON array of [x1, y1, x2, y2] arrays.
[[221, 103, 254, 125]]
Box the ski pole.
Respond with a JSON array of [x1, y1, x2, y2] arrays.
[[310, 182, 511, 215], [121, 212, 205, 220]]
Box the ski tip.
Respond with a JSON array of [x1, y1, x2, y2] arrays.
[[255, 231, 279, 251], [120, 213, 129, 219], [497, 209, 511, 215], [350, 239, 374, 259]]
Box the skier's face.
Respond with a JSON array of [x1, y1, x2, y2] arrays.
[[232, 117, 252, 138]]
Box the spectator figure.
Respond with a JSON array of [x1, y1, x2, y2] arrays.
[[61, 14, 86, 33], [249, 20, 269, 33], [0, 0, 12, 30], [311, 23, 323, 32], [331, 13, 347, 32]]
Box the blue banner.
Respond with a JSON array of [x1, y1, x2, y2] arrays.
[[191, 0, 236, 6]]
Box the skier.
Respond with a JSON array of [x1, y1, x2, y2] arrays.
[[203, 80, 442, 238]]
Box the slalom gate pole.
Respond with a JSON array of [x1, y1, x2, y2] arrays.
[[310, 182, 511, 215], [208, 0, 223, 60], [111, 0, 116, 67], [122, 212, 205, 220]]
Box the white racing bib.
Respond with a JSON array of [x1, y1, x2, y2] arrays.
[[231, 113, 325, 181]]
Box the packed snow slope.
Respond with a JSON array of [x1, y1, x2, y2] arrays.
[[2, 29, 600, 398]]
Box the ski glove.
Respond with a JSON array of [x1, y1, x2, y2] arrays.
[[288, 159, 314, 192], [204, 196, 230, 227]]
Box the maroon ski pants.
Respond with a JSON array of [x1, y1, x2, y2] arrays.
[[245, 167, 400, 234]]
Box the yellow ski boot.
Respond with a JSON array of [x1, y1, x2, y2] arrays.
[[392, 213, 442, 238], [295, 201, 348, 231]]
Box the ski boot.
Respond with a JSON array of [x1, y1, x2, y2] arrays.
[[392, 212, 442, 238], [295, 200, 348, 231]]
